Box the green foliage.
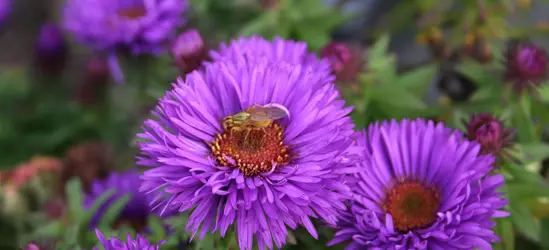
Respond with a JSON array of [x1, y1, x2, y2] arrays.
[[3, 0, 549, 249]]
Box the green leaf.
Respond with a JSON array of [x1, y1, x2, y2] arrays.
[[238, 11, 277, 37], [32, 221, 62, 238], [373, 86, 427, 110], [194, 233, 216, 250], [369, 34, 391, 61], [455, 61, 501, 87], [503, 162, 545, 184], [508, 183, 549, 199], [98, 194, 131, 228], [66, 178, 84, 220], [395, 64, 438, 95], [512, 94, 538, 143], [514, 143, 549, 165], [147, 216, 168, 243], [494, 218, 515, 250], [368, 56, 398, 84], [509, 199, 539, 241], [538, 83, 549, 103], [540, 218, 549, 249], [293, 25, 330, 51]]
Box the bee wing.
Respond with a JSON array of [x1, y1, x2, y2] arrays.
[[262, 103, 291, 120]]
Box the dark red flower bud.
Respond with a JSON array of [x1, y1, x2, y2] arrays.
[[77, 56, 110, 106], [465, 113, 515, 159], [321, 41, 362, 81], [34, 23, 68, 75], [505, 42, 548, 92], [171, 29, 208, 74], [260, 0, 279, 9]]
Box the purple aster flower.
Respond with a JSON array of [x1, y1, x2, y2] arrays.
[[62, 0, 186, 55], [210, 36, 331, 74], [83, 169, 152, 231], [137, 55, 359, 249], [329, 119, 509, 250], [172, 29, 208, 74], [504, 41, 548, 92], [34, 23, 68, 75], [62, 0, 187, 83], [93, 229, 164, 250]]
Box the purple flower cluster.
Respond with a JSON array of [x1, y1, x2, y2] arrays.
[[133, 35, 509, 250]]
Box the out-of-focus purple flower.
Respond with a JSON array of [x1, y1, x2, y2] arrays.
[[22, 240, 57, 250], [23, 243, 41, 250], [210, 36, 332, 75], [0, 0, 11, 29], [62, 0, 186, 56], [505, 41, 548, 92], [137, 54, 359, 249], [172, 29, 208, 74], [465, 113, 515, 161], [62, 0, 187, 84], [329, 119, 509, 250], [77, 55, 110, 106], [83, 169, 151, 232], [93, 229, 164, 250], [321, 41, 363, 81], [34, 23, 68, 75]]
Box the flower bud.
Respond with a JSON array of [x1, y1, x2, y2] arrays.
[[465, 113, 515, 159], [171, 29, 208, 74], [34, 23, 68, 75], [61, 141, 112, 194], [260, 0, 279, 9], [505, 41, 548, 92], [321, 41, 362, 81], [77, 56, 110, 106]]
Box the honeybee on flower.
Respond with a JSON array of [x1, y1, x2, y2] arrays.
[[223, 103, 290, 138]]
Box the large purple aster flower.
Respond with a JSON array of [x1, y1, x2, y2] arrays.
[[63, 0, 186, 55], [84, 169, 152, 231], [329, 119, 509, 250], [210, 36, 331, 73], [137, 55, 359, 249], [93, 229, 164, 250]]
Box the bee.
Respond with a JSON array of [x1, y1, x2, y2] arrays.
[[223, 103, 290, 138]]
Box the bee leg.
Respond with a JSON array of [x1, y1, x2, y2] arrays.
[[244, 129, 251, 142]]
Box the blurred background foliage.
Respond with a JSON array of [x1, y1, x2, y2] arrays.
[[2, 0, 549, 249]]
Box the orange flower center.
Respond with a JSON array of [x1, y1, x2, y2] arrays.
[[210, 123, 290, 177], [384, 182, 440, 231], [117, 7, 147, 19]]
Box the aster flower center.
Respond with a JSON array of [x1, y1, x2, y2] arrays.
[[384, 182, 440, 231], [117, 7, 147, 19], [210, 121, 290, 177]]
